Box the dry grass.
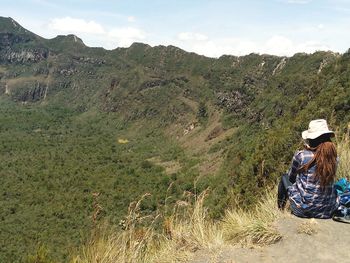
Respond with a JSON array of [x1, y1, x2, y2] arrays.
[[147, 156, 182, 175], [72, 193, 158, 263], [7, 76, 48, 86], [149, 191, 224, 263], [336, 131, 350, 180], [72, 191, 224, 263], [222, 189, 283, 246], [72, 188, 284, 262], [297, 218, 318, 235]]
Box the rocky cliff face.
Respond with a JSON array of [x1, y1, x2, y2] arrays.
[[12, 81, 48, 102], [0, 47, 48, 63], [0, 16, 46, 62]]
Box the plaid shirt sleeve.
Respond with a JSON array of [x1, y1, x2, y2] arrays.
[[287, 151, 302, 183]]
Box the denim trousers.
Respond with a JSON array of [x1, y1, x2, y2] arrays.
[[277, 173, 295, 209]]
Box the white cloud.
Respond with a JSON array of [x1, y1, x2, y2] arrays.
[[108, 27, 146, 47], [262, 35, 330, 55], [127, 16, 136, 22], [173, 34, 331, 57], [46, 17, 146, 49], [296, 41, 330, 53], [263, 35, 294, 55], [49, 17, 105, 34], [317, 24, 325, 30], [189, 38, 257, 57], [286, 0, 312, 4], [43, 17, 335, 56], [177, 32, 208, 41]]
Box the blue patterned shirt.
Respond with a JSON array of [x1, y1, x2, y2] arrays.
[[287, 149, 339, 218]]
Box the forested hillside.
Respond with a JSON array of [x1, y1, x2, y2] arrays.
[[0, 16, 349, 261]]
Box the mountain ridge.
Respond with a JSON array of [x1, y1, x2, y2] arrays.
[[0, 16, 343, 59]]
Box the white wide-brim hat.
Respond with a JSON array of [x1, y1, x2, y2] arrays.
[[302, 119, 334, 140]]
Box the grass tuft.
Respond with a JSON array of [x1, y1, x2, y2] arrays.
[[72, 193, 157, 263], [297, 219, 318, 235], [222, 189, 283, 246], [336, 132, 350, 180], [71, 180, 291, 261], [72, 190, 224, 263]]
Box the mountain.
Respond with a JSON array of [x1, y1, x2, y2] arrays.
[[1, 16, 350, 261], [0, 16, 38, 35]]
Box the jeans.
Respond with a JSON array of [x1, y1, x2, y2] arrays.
[[277, 173, 295, 209]]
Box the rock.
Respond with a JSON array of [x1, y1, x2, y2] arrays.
[[11, 81, 48, 102], [58, 68, 77, 76], [0, 48, 48, 63], [183, 122, 196, 135], [77, 56, 106, 65], [216, 91, 250, 113], [205, 125, 223, 141], [272, 58, 287, 75]]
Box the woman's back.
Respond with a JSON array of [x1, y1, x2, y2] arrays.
[[288, 149, 338, 218], [278, 119, 339, 218]]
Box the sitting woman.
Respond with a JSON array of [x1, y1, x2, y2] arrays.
[[278, 119, 339, 218]]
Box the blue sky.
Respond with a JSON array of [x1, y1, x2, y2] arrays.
[[1, 0, 350, 57]]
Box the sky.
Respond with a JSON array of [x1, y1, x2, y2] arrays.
[[1, 0, 350, 57]]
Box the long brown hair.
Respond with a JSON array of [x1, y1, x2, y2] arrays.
[[298, 134, 337, 189]]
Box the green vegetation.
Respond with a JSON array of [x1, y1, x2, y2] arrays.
[[0, 100, 202, 262], [72, 134, 350, 263], [1, 17, 350, 261]]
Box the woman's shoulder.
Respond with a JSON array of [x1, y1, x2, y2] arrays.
[[293, 149, 314, 162]]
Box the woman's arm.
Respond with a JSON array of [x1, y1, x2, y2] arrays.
[[287, 151, 302, 184]]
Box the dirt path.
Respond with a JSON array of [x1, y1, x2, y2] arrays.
[[190, 216, 350, 263]]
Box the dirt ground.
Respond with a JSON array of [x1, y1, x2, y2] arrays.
[[190, 216, 350, 263]]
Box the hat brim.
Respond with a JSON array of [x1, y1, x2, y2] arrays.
[[302, 130, 334, 140]]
